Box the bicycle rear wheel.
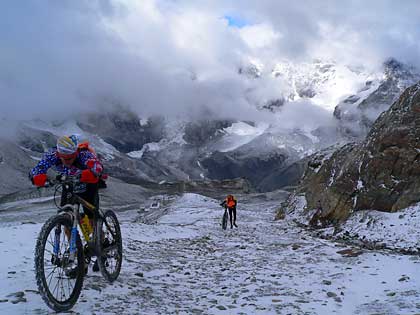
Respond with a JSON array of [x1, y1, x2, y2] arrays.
[[96, 210, 123, 283], [222, 210, 228, 230], [34, 214, 84, 312]]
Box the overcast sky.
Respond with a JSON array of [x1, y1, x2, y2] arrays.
[[1, 0, 419, 123]]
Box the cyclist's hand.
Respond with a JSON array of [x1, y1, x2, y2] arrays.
[[32, 174, 48, 187]]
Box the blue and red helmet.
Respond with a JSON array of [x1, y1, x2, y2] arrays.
[[56, 135, 78, 159]]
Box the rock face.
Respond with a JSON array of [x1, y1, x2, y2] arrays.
[[183, 120, 234, 146], [201, 150, 288, 188], [17, 127, 57, 153], [295, 82, 420, 222], [200, 130, 314, 191], [0, 139, 38, 195], [257, 157, 308, 192], [77, 106, 165, 153]]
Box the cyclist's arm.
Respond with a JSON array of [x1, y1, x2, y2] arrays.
[[29, 151, 58, 186], [78, 151, 103, 183]]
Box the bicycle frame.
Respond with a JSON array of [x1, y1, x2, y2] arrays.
[[52, 179, 117, 262], [35, 176, 122, 312]]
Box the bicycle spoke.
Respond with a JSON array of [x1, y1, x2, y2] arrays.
[[45, 266, 57, 280], [45, 248, 55, 256], [59, 267, 67, 302], [66, 276, 74, 298], [61, 272, 71, 302], [47, 238, 55, 250], [59, 275, 64, 301], [51, 269, 61, 299], [102, 244, 118, 254], [44, 265, 57, 270]]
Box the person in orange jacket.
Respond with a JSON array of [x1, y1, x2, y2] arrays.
[[220, 194, 238, 229]]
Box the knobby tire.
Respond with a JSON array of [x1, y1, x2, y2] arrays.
[[34, 214, 84, 312]]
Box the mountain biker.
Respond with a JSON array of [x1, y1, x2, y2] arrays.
[[29, 134, 104, 271], [220, 194, 238, 229]]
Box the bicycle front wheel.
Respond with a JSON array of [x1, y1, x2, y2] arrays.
[[34, 214, 84, 312], [96, 210, 123, 283]]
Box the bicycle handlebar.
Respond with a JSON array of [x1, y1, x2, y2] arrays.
[[44, 174, 81, 187]]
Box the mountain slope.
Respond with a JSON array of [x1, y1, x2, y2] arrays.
[[1, 58, 418, 197], [334, 58, 420, 139], [284, 81, 420, 223]]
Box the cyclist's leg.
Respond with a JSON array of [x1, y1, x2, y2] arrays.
[[228, 208, 233, 228], [76, 183, 99, 221], [76, 183, 99, 271], [233, 207, 237, 227]]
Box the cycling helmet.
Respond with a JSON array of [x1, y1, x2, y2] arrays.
[[56, 135, 78, 159]]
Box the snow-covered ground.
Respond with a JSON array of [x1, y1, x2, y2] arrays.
[[286, 193, 420, 254], [1, 193, 420, 314], [323, 203, 420, 254]]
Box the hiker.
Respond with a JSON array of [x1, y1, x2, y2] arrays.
[[220, 194, 238, 229]]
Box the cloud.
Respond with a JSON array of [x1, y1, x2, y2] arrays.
[[231, 0, 420, 68], [0, 0, 419, 127], [275, 100, 337, 131]]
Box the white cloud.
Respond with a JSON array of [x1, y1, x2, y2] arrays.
[[0, 0, 419, 126], [239, 23, 282, 50]]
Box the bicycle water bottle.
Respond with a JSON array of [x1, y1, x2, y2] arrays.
[[79, 213, 93, 241]]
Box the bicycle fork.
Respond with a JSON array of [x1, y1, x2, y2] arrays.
[[52, 205, 80, 266], [53, 226, 61, 256], [68, 205, 80, 263]]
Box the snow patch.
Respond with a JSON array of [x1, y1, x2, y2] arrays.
[[324, 203, 420, 253], [127, 142, 161, 159], [215, 122, 268, 152]]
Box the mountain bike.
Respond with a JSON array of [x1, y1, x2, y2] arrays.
[[34, 175, 123, 312], [221, 206, 228, 230]]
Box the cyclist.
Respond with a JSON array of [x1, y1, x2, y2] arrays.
[[220, 194, 238, 229], [29, 135, 104, 271]]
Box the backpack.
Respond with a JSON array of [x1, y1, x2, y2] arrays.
[[227, 195, 236, 208], [77, 141, 96, 155]]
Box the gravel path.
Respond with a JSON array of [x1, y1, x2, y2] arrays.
[[1, 193, 420, 314]]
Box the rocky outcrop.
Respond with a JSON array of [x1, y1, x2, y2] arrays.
[[0, 139, 38, 195], [17, 127, 57, 153], [256, 157, 308, 192], [201, 150, 288, 189], [238, 63, 261, 79], [183, 120, 234, 146], [291, 82, 420, 223], [260, 99, 285, 112], [77, 106, 165, 153]]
